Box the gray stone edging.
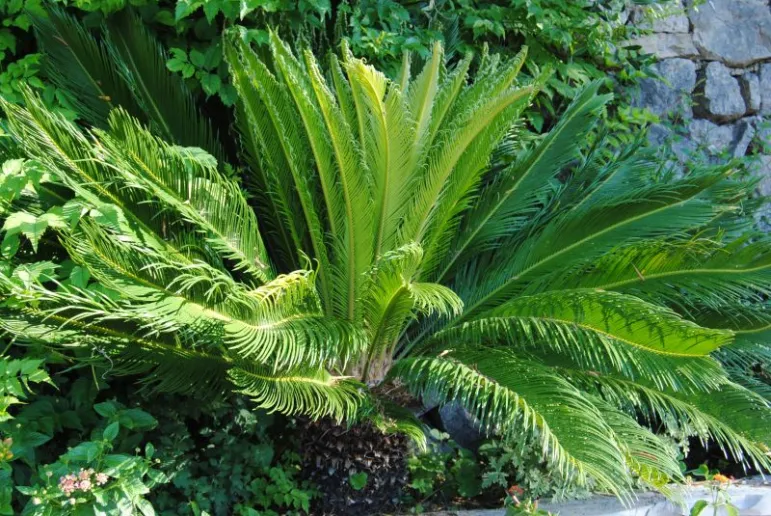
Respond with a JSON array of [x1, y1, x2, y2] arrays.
[[420, 477, 771, 515]]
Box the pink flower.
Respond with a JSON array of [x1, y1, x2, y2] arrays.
[[59, 475, 77, 496], [79, 479, 92, 491], [78, 469, 90, 481], [95, 473, 109, 485]]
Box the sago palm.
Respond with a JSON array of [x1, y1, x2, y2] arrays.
[[2, 11, 771, 498]]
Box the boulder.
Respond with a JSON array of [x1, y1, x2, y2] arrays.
[[690, 0, 771, 67], [695, 62, 746, 122], [630, 33, 698, 59], [741, 72, 761, 114], [438, 402, 485, 450], [633, 58, 696, 118]]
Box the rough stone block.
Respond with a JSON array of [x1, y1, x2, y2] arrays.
[[633, 58, 696, 118], [629, 33, 698, 59], [695, 62, 746, 122], [633, 0, 689, 33], [690, 0, 771, 67], [688, 118, 736, 156], [760, 63, 771, 114], [741, 72, 761, 114]]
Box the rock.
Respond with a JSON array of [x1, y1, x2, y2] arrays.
[[688, 119, 736, 157], [633, 58, 696, 118], [695, 62, 746, 122], [741, 73, 761, 114], [634, 0, 689, 33], [752, 155, 771, 195], [732, 118, 757, 158], [760, 64, 771, 115], [630, 33, 698, 59], [690, 0, 771, 67], [438, 402, 484, 450]]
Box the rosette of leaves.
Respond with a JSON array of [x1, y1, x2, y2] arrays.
[[2, 22, 771, 500]]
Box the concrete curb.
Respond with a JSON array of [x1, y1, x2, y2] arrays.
[[423, 477, 771, 515]]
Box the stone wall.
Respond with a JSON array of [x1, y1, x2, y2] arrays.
[[627, 0, 771, 225]]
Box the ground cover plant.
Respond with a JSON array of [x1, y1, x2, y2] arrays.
[[3, 5, 771, 508]]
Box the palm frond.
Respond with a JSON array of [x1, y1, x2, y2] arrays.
[[105, 9, 225, 160], [32, 6, 142, 128], [229, 364, 365, 422], [435, 289, 731, 392], [391, 349, 635, 498]]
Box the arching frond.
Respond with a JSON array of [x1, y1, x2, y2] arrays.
[[32, 6, 142, 128], [229, 364, 365, 423], [104, 9, 225, 160], [390, 350, 635, 498], [460, 169, 745, 317], [438, 82, 610, 281], [100, 109, 274, 283], [578, 373, 771, 472], [436, 289, 731, 392]]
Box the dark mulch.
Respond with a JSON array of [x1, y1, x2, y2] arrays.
[[298, 418, 411, 515]]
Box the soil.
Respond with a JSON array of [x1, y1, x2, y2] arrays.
[[298, 418, 411, 516]]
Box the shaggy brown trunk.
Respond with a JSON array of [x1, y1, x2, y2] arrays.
[[298, 418, 410, 515]]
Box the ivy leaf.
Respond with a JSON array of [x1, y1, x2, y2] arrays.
[[69, 266, 91, 289], [190, 49, 206, 68], [201, 73, 222, 96], [219, 83, 238, 106], [202, 45, 222, 70], [182, 63, 196, 79], [0, 30, 16, 53], [348, 472, 368, 491], [103, 421, 120, 442], [203, 1, 222, 22], [2, 209, 65, 252], [154, 10, 176, 26], [175, 0, 203, 21]]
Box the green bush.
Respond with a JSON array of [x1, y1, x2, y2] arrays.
[[2, 0, 660, 139]]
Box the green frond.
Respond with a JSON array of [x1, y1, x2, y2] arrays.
[[1, 90, 177, 256], [403, 84, 533, 250], [580, 373, 771, 472], [269, 33, 367, 320], [104, 9, 225, 160], [100, 109, 274, 283], [304, 48, 374, 320], [344, 55, 414, 257], [229, 364, 365, 423], [390, 349, 635, 498], [427, 52, 472, 145], [595, 401, 682, 492], [406, 41, 442, 164], [438, 82, 610, 281], [225, 36, 331, 298], [52, 223, 351, 370], [417, 84, 534, 277], [435, 289, 731, 392], [578, 237, 771, 331], [460, 169, 743, 317], [32, 6, 142, 128]]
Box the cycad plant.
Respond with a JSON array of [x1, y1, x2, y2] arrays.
[[2, 13, 771, 498]]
